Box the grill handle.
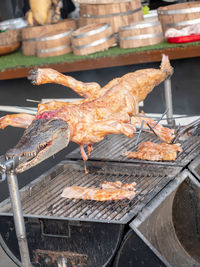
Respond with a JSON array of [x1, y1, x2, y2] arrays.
[[40, 219, 82, 238]]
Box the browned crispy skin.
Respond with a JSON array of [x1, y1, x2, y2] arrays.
[[0, 114, 35, 130], [61, 181, 137, 201], [0, 55, 173, 162], [123, 141, 183, 161]]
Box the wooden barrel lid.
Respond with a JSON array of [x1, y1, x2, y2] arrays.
[[22, 19, 76, 40], [71, 23, 116, 55]]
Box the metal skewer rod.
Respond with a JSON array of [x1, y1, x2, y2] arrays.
[[135, 120, 144, 146], [164, 78, 173, 127], [146, 122, 160, 139], [152, 108, 169, 129], [1, 158, 32, 267]]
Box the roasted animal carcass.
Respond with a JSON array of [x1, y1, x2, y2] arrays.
[[0, 55, 174, 173], [26, 0, 62, 26], [123, 141, 183, 161]]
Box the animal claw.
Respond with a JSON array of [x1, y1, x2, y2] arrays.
[[28, 68, 39, 85]]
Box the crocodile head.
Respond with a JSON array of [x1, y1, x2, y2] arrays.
[[6, 118, 70, 173]]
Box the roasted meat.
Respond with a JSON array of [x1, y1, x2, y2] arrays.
[[26, 0, 61, 26], [123, 141, 183, 161], [0, 55, 174, 172], [101, 181, 136, 191], [61, 181, 137, 201]]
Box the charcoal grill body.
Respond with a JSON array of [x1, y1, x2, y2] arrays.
[[0, 216, 124, 267], [114, 170, 200, 267], [0, 160, 182, 266], [189, 155, 200, 182], [0, 132, 199, 266]]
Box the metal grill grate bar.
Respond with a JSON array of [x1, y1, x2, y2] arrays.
[[22, 169, 76, 214], [17, 161, 181, 223], [54, 172, 106, 218], [68, 133, 200, 167]]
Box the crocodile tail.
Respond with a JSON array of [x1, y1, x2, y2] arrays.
[[160, 54, 173, 78]]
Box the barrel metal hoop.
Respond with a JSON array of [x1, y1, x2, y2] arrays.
[[73, 34, 115, 50], [24, 30, 72, 42], [81, 7, 142, 19], [37, 43, 71, 54], [163, 18, 200, 28], [158, 6, 200, 15], [71, 23, 110, 39], [121, 20, 160, 31], [120, 32, 163, 41]]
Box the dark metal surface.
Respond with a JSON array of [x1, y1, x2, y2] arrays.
[[67, 132, 200, 167], [188, 155, 200, 182], [129, 170, 200, 267], [0, 216, 124, 267], [0, 160, 181, 224]]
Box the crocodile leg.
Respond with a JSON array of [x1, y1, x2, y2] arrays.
[[0, 114, 35, 129], [28, 68, 101, 98]]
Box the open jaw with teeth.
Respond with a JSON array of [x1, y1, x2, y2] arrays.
[[5, 118, 70, 173]]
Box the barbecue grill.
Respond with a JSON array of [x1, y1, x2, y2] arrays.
[[0, 77, 199, 267], [0, 133, 199, 266]]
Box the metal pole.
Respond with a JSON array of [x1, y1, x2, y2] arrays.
[[7, 170, 32, 267], [164, 78, 173, 127]]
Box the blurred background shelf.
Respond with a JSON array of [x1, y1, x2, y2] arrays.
[[1, 41, 200, 80]]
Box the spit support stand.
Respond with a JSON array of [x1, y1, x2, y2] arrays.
[[0, 156, 32, 267], [164, 78, 175, 127]]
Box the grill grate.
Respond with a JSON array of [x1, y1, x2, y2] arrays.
[[67, 133, 200, 167], [6, 161, 181, 224]]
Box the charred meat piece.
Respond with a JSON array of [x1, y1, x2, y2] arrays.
[[123, 141, 183, 161], [61, 181, 137, 201]]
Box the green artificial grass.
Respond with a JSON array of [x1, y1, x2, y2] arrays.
[[0, 40, 200, 71]]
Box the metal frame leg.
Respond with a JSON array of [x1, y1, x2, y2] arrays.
[[7, 170, 32, 267], [164, 78, 174, 127]]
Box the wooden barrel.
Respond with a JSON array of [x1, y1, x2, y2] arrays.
[[119, 19, 163, 49], [71, 23, 116, 55], [0, 29, 21, 46], [36, 30, 72, 57], [22, 19, 76, 56], [0, 29, 21, 55], [158, 1, 200, 33], [78, 0, 143, 33]]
